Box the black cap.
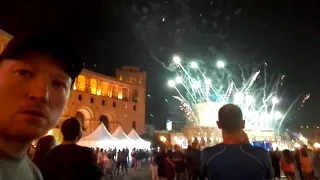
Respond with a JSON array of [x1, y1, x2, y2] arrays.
[[0, 33, 83, 81], [218, 104, 243, 131]]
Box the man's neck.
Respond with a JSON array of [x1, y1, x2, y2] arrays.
[[0, 135, 31, 159], [61, 140, 78, 145], [222, 131, 242, 144]]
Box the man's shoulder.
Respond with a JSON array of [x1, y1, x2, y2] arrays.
[[25, 156, 43, 180], [203, 144, 225, 154]]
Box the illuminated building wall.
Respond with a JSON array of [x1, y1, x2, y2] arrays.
[[0, 29, 13, 54], [59, 67, 146, 136]]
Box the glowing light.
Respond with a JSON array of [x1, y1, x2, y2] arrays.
[[47, 129, 53, 135], [294, 142, 301, 148], [314, 142, 320, 149], [168, 80, 176, 87], [173, 56, 181, 64], [234, 92, 244, 103], [191, 62, 198, 69], [246, 95, 254, 104], [175, 77, 183, 84], [73, 85, 77, 90], [205, 78, 211, 85], [167, 57, 287, 131], [299, 136, 306, 141], [160, 136, 167, 142], [97, 90, 101, 96], [272, 97, 279, 104], [216, 61, 225, 68], [274, 111, 282, 120]]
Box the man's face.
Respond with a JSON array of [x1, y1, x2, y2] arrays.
[[0, 51, 72, 141]]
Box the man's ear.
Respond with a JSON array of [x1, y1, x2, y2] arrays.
[[216, 121, 221, 129], [241, 120, 245, 129]]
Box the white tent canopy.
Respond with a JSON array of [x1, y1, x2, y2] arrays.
[[112, 126, 134, 148], [77, 123, 115, 149], [127, 128, 151, 149]]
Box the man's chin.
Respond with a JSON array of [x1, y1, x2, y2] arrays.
[[6, 130, 48, 142]]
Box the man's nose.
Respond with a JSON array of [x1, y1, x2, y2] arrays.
[[27, 79, 50, 103]]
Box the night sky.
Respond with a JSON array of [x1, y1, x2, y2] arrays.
[[1, 0, 319, 129]]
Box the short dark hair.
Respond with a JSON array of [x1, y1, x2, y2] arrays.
[[61, 117, 81, 141], [218, 104, 243, 133]]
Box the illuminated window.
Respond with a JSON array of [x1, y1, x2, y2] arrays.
[[132, 90, 138, 103], [90, 78, 97, 94], [113, 102, 116, 107], [118, 88, 123, 99], [122, 88, 129, 101], [133, 105, 136, 111], [119, 75, 123, 81], [112, 86, 117, 99], [107, 85, 113, 97], [100, 82, 109, 96], [77, 75, 86, 91]]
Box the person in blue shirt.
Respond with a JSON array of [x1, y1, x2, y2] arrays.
[[201, 104, 273, 180]]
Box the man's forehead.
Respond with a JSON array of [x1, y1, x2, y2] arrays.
[[2, 57, 71, 80]]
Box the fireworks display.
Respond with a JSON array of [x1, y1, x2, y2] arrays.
[[168, 55, 285, 131]]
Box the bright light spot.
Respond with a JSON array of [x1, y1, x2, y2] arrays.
[[274, 111, 282, 120], [216, 60, 225, 68], [191, 61, 198, 68], [294, 142, 301, 148], [168, 80, 176, 87], [175, 76, 183, 84], [299, 136, 306, 141], [272, 97, 279, 104], [173, 56, 181, 64], [234, 92, 244, 103], [96, 90, 101, 96], [160, 136, 167, 142], [272, 142, 278, 149], [205, 78, 211, 85], [314, 142, 320, 149], [73, 85, 77, 90], [47, 129, 53, 135], [246, 95, 254, 104]]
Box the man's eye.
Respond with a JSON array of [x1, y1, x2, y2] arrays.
[[53, 81, 67, 89], [16, 69, 33, 77]]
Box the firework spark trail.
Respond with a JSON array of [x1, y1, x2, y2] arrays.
[[277, 94, 302, 133], [245, 71, 260, 93], [237, 63, 246, 88]]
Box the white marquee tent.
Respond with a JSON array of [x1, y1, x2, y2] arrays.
[[127, 129, 151, 149], [77, 123, 115, 149], [112, 126, 135, 148]]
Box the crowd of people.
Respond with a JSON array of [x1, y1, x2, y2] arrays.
[[149, 104, 320, 180]]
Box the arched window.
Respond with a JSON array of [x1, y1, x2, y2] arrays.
[[99, 115, 109, 131], [132, 121, 136, 129], [75, 111, 86, 131], [77, 75, 86, 91]]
